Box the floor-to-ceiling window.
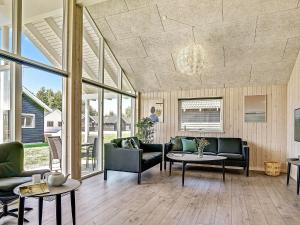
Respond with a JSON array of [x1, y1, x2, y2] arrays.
[[0, 0, 68, 173], [80, 8, 136, 177]]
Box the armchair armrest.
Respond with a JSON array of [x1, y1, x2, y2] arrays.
[[20, 169, 50, 177], [164, 143, 172, 155], [104, 143, 142, 173], [140, 143, 163, 152], [242, 145, 249, 162]]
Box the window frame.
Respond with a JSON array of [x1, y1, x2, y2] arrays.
[[21, 113, 36, 128], [47, 121, 54, 127], [178, 97, 224, 133]]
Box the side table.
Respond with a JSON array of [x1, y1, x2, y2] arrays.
[[14, 179, 81, 225], [287, 158, 300, 194]]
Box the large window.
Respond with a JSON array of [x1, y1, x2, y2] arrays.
[[81, 84, 102, 176], [122, 95, 134, 137], [0, 0, 12, 53], [179, 98, 224, 132], [21, 0, 64, 68], [0, 58, 12, 143], [103, 90, 119, 143]]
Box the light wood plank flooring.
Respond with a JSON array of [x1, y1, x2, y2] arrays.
[[1, 164, 300, 225]]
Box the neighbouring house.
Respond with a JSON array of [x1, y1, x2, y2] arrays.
[[22, 87, 52, 143], [103, 114, 130, 131], [44, 109, 62, 135]]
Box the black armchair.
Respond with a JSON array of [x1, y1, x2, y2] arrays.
[[104, 137, 163, 184], [0, 142, 50, 222]]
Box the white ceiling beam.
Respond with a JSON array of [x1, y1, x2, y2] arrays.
[[24, 23, 61, 67]]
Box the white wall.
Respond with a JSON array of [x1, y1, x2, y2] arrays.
[[287, 49, 300, 178], [141, 85, 287, 172]]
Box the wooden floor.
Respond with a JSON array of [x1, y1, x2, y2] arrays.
[[2, 164, 300, 225]]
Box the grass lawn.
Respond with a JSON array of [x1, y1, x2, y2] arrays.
[[23, 132, 131, 170]]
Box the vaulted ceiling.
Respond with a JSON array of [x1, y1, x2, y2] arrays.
[[87, 0, 300, 92]]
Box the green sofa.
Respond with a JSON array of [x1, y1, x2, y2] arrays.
[[0, 142, 49, 222], [104, 137, 163, 184]]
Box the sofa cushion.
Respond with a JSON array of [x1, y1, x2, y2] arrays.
[[181, 139, 197, 153], [130, 138, 140, 149], [0, 177, 32, 192], [217, 153, 243, 160], [111, 137, 141, 148], [218, 138, 242, 154], [170, 137, 183, 151], [142, 152, 162, 163], [121, 139, 134, 149]]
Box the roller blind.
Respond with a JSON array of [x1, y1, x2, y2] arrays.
[[179, 98, 223, 132]]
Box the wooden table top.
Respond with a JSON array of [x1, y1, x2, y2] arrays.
[[14, 179, 81, 197]]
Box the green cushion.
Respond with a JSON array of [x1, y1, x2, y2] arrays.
[[0, 142, 24, 178], [181, 139, 197, 153], [170, 137, 183, 151], [0, 177, 32, 192], [121, 139, 134, 149]]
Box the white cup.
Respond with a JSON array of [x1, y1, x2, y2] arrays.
[[32, 174, 41, 184]]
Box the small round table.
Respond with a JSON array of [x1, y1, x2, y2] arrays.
[[14, 179, 81, 225], [167, 153, 227, 186], [287, 158, 300, 194]]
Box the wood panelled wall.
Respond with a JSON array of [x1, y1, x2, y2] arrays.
[[141, 85, 287, 171], [287, 50, 300, 179]]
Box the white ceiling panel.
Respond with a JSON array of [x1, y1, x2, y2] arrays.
[[88, 0, 300, 92]]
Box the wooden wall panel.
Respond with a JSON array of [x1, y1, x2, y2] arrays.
[[141, 85, 287, 171], [287, 50, 300, 179]]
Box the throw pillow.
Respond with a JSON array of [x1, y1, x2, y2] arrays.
[[121, 139, 133, 149], [181, 138, 197, 153], [130, 138, 140, 149], [170, 137, 182, 151]]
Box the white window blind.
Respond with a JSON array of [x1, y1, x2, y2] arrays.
[[179, 98, 223, 132]]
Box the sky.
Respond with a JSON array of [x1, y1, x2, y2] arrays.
[[0, 31, 132, 115]]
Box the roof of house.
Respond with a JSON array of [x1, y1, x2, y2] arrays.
[[22, 87, 53, 112]]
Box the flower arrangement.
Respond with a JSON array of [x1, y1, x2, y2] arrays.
[[195, 138, 210, 158]]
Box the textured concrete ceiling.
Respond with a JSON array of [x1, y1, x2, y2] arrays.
[[87, 0, 300, 92]]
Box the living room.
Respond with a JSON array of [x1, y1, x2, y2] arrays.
[[1, 0, 300, 225]]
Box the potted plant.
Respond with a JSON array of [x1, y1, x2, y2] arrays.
[[136, 117, 154, 144]]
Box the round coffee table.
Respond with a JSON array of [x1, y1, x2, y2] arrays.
[[166, 153, 227, 186], [14, 179, 81, 225]]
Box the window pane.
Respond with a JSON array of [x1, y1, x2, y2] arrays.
[[179, 98, 223, 131], [0, 0, 12, 53], [122, 96, 134, 137], [122, 72, 135, 94], [81, 84, 102, 176], [82, 13, 101, 82], [104, 44, 120, 88], [103, 90, 118, 143], [22, 0, 64, 68], [0, 58, 12, 143], [22, 65, 64, 170]]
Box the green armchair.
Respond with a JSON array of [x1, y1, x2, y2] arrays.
[[0, 142, 50, 222]]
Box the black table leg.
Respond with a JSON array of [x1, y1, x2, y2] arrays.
[[222, 160, 226, 182], [169, 160, 172, 176], [182, 162, 186, 187], [39, 197, 43, 225], [70, 190, 76, 225], [18, 197, 25, 225], [56, 194, 62, 225], [297, 166, 300, 195], [287, 162, 291, 185]]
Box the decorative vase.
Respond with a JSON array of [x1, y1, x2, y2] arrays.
[[197, 146, 204, 158]]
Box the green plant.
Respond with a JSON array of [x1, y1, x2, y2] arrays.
[[136, 117, 154, 143]]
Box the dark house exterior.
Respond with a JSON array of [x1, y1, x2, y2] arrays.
[[21, 88, 52, 143]]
